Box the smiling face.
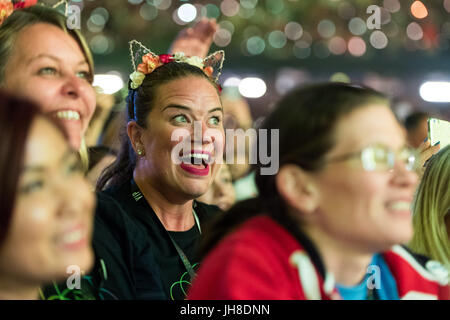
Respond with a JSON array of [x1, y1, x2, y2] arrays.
[[2, 23, 96, 150], [311, 104, 418, 253], [136, 75, 224, 201], [0, 116, 95, 288]]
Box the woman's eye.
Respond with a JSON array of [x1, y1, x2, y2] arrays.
[[173, 115, 188, 123], [20, 181, 44, 195], [76, 70, 91, 81], [208, 116, 221, 126], [38, 67, 57, 76]]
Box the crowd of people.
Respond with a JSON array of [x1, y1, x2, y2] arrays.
[[0, 3, 448, 300]]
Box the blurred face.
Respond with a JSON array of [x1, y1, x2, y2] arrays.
[[198, 164, 236, 211], [139, 76, 224, 200], [407, 117, 428, 148], [0, 117, 95, 287], [2, 23, 96, 150], [312, 104, 418, 252]]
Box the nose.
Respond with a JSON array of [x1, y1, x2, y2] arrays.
[[61, 75, 84, 99], [390, 158, 418, 188]]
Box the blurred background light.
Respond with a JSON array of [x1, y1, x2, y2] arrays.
[[410, 1, 428, 19], [93, 74, 124, 94], [239, 77, 267, 98], [284, 22, 303, 41], [330, 72, 351, 83], [383, 0, 400, 13], [348, 36, 366, 57], [328, 36, 347, 55], [246, 36, 265, 55], [370, 31, 389, 49], [268, 30, 287, 48], [317, 20, 336, 38], [419, 81, 450, 102], [407, 22, 424, 40], [221, 0, 239, 17], [177, 3, 197, 23], [348, 17, 367, 36], [223, 77, 241, 87]]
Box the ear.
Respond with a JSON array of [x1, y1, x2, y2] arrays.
[[127, 121, 145, 155], [276, 164, 319, 217]]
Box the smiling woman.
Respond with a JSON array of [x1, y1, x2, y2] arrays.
[[0, 91, 94, 300], [0, 5, 95, 158], [96, 58, 224, 300]]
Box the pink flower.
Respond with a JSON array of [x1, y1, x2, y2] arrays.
[[159, 54, 174, 64]]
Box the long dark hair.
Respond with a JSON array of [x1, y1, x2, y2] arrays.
[[96, 61, 217, 191], [197, 82, 389, 259], [0, 91, 41, 244]]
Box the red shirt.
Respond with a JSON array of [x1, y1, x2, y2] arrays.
[[188, 215, 449, 300]]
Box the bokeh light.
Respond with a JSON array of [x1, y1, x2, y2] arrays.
[[268, 30, 287, 48], [246, 36, 265, 55], [177, 3, 197, 23], [407, 22, 423, 40], [330, 72, 350, 83], [239, 77, 267, 98], [410, 1, 428, 19], [348, 36, 366, 57], [383, 0, 400, 13], [284, 22, 303, 41], [348, 17, 367, 36], [221, 0, 239, 17], [328, 36, 347, 55], [317, 20, 336, 38], [370, 31, 388, 49]]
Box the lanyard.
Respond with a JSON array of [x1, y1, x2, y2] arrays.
[[167, 209, 201, 281], [130, 181, 201, 281]]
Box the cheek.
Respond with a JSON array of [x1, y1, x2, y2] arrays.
[[15, 79, 56, 114]]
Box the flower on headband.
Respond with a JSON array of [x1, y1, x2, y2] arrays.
[[185, 56, 204, 69], [0, 0, 14, 25], [137, 53, 163, 74], [130, 71, 145, 89], [0, 0, 38, 26], [159, 54, 173, 64]]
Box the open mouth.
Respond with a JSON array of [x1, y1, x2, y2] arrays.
[[179, 151, 212, 176]]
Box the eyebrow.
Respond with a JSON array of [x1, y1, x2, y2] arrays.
[[162, 104, 223, 114], [23, 149, 74, 173], [28, 54, 88, 67]]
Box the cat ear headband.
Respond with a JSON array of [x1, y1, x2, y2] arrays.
[[128, 39, 225, 89]]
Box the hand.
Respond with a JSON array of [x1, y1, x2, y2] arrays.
[[168, 18, 218, 59], [417, 138, 440, 170]]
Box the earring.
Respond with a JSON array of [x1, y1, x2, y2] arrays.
[[137, 149, 145, 156]]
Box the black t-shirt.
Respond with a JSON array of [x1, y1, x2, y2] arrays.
[[41, 192, 165, 300], [101, 179, 221, 300]]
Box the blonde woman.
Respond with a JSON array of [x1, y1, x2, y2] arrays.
[[410, 145, 450, 270]]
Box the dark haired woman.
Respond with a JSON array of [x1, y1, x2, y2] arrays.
[[187, 83, 449, 300], [0, 91, 94, 299], [96, 51, 225, 300]]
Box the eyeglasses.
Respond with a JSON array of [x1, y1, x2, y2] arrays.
[[325, 144, 419, 172]]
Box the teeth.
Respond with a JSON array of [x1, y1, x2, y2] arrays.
[[387, 201, 411, 211], [191, 153, 209, 160], [61, 229, 84, 245], [56, 110, 80, 120], [181, 153, 210, 164]]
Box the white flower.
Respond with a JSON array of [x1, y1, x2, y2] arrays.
[[186, 56, 204, 69], [173, 52, 186, 61], [130, 71, 145, 89]]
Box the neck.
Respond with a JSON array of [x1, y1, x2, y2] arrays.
[[302, 225, 374, 286], [0, 276, 41, 300], [134, 172, 195, 232]]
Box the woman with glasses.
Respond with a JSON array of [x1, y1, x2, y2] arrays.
[[188, 82, 449, 300]]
